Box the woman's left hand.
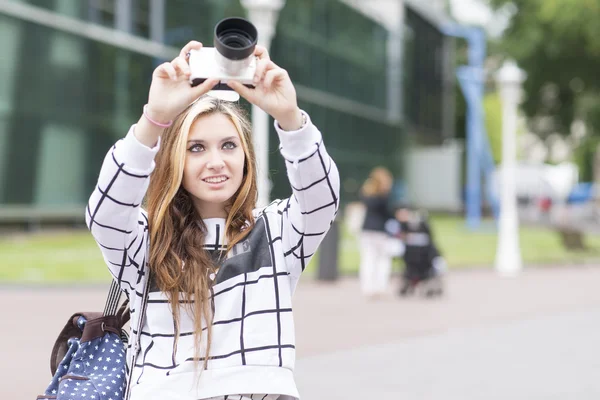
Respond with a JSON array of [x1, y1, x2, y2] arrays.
[[227, 45, 303, 131]]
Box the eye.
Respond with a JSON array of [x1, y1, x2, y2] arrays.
[[188, 143, 204, 152], [222, 141, 237, 150]]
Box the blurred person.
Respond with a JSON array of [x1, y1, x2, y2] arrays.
[[393, 206, 445, 298], [85, 40, 340, 400], [358, 167, 394, 299]]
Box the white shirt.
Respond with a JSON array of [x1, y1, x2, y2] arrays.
[[86, 111, 340, 399]]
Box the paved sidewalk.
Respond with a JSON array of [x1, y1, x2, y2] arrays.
[[3, 265, 600, 399], [295, 308, 600, 399]]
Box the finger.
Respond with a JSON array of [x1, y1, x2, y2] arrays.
[[192, 77, 220, 96], [227, 80, 256, 104], [253, 59, 273, 85], [154, 62, 177, 80], [180, 40, 203, 59], [171, 56, 190, 77], [263, 68, 288, 89], [253, 45, 270, 61]]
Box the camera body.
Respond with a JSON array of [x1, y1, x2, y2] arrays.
[[189, 17, 258, 90], [189, 47, 256, 88]]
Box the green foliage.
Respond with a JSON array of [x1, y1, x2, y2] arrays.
[[487, 0, 600, 136], [572, 136, 599, 182]]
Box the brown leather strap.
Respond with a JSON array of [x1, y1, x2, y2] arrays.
[[50, 312, 101, 376], [80, 315, 120, 343]]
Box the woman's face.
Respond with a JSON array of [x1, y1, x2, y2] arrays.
[[375, 171, 392, 193], [182, 112, 246, 218], [381, 175, 393, 192]]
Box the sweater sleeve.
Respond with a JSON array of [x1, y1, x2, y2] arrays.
[[85, 125, 159, 294], [274, 111, 341, 283]]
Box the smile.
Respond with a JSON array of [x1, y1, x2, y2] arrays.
[[203, 176, 229, 184]]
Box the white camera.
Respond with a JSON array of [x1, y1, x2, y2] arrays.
[[189, 17, 257, 91]]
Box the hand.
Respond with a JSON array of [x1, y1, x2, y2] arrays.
[[227, 46, 303, 131], [146, 41, 219, 122]]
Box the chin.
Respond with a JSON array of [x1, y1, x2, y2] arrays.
[[200, 192, 236, 206], [188, 182, 242, 213]]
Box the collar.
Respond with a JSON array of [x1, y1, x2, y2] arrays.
[[202, 218, 227, 249]]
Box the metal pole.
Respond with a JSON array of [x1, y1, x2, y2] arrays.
[[456, 66, 483, 229], [115, 0, 133, 33], [495, 60, 525, 276], [241, 0, 285, 208], [442, 25, 493, 229], [317, 218, 339, 281], [149, 0, 165, 44]]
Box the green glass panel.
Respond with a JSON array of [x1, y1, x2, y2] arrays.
[[165, 0, 245, 48], [269, 0, 404, 206], [34, 124, 86, 206]]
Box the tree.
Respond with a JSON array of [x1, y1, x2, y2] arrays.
[[487, 0, 600, 139]]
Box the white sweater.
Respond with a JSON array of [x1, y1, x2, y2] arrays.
[[85, 111, 340, 400]]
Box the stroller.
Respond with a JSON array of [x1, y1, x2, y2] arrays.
[[386, 208, 445, 298]]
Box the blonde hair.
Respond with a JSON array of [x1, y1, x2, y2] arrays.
[[361, 166, 393, 197], [145, 96, 257, 369]]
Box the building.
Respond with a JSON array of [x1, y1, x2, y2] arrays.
[[0, 0, 455, 225]]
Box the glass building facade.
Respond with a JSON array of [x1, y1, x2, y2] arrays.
[[268, 0, 403, 202], [403, 5, 453, 143], [0, 0, 450, 222], [0, 0, 245, 221]]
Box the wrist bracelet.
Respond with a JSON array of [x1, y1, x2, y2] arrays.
[[143, 104, 173, 128]]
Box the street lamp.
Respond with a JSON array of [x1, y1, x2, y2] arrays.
[[241, 0, 286, 207], [494, 60, 526, 276]]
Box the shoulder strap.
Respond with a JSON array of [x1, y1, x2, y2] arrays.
[[124, 238, 152, 400], [124, 273, 151, 399], [103, 279, 122, 317]]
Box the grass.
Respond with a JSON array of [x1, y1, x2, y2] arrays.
[[0, 230, 110, 284], [2, 215, 600, 284], [304, 214, 600, 275]]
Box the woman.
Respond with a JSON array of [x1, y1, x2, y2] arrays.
[[86, 40, 340, 400], [358, 167, 394, 299]]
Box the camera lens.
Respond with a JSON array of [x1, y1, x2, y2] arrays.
[[214, 17, 258, 60]]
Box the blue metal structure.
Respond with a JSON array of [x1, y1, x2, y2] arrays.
[[442, 24, 498, 228]]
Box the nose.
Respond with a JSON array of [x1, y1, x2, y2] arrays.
[[206, 150, 225, 171]]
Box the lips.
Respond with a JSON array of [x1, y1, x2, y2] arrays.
[[202, 175, 229, 184]]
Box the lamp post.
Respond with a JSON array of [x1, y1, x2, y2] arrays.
[[494, 60, 526, 276], [241, 0, 285, 207]]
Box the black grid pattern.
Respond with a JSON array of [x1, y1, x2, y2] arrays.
[[86, 113, 340, 397]]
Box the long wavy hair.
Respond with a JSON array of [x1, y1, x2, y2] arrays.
[[361, 166, 393, 197], [145, 96, 257, 369]]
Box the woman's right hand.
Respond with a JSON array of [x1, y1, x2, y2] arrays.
[[146, 41, 219, 122]]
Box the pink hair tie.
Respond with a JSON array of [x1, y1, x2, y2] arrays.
[[143, 104, 173, 128]]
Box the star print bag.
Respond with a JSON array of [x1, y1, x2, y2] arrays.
[[37, 280, 131, 400]]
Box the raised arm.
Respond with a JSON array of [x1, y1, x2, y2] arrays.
[[274, 113, 340, 280], [227, 45, 340, 283], [86, 40, 219, 292], [86, 131, 159, 292]]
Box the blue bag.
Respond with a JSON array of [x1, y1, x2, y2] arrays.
[[37, 282, 130, 400]]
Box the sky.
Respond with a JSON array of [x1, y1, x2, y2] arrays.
[[449, 0, 493, 25], [448, 0, 511, 37]]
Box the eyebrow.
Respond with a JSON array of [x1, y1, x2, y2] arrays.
[[187, 136, 239, 144]]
